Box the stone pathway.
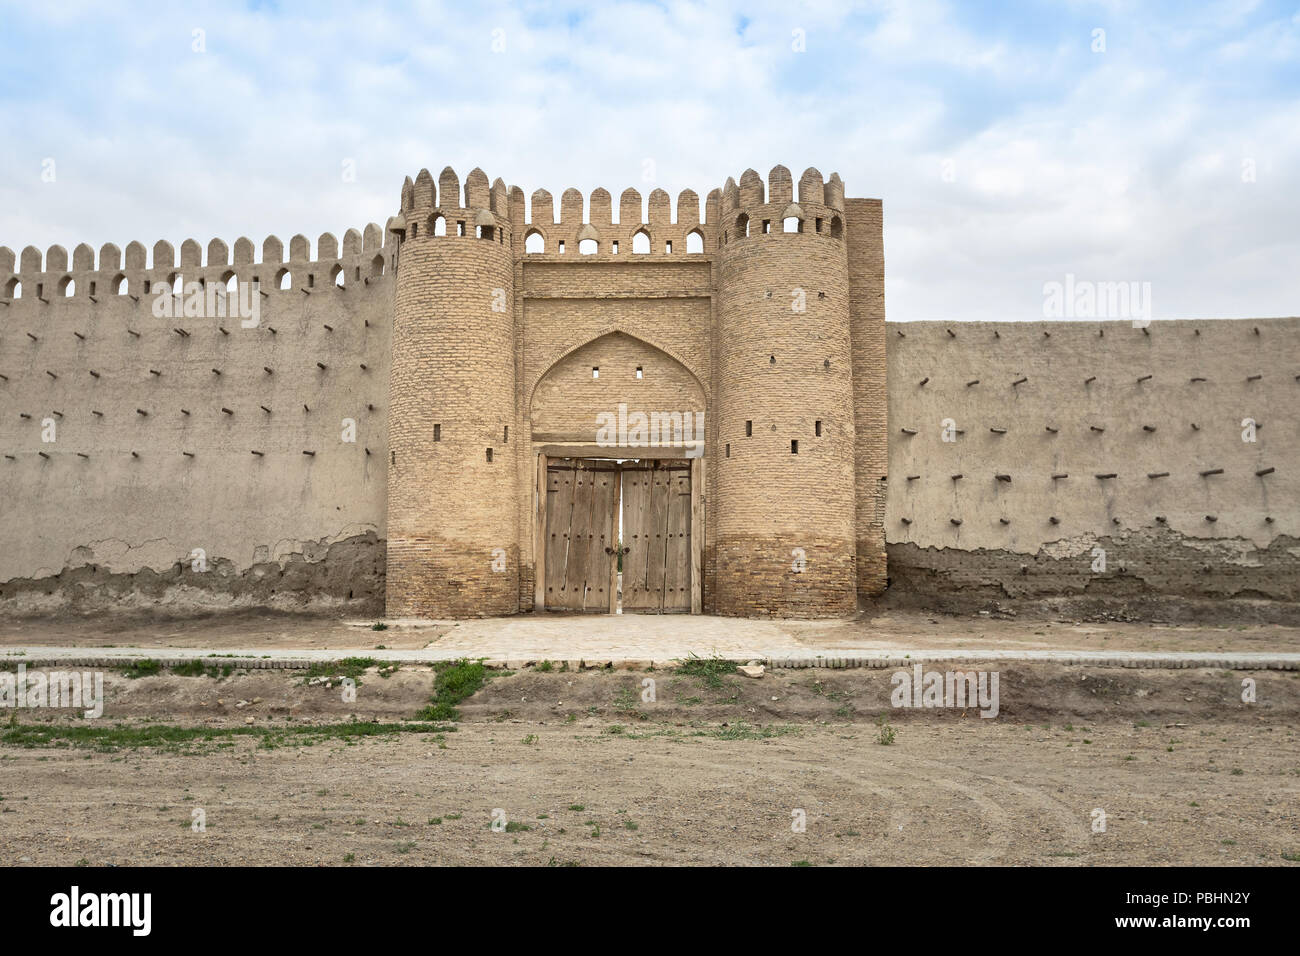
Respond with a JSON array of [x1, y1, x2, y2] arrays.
[[6, 643, 1297, 671], [4, 612, 1298, 670]]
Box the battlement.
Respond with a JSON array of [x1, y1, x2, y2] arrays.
[[0, 224, 395, 306], [396, 164, 716, 257], [396, 166, 512, 246], [512, 183, 712, 257], [718, 165, 847, 244]]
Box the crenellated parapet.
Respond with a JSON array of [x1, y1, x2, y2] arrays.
[[718, 165, 846, 245], [510, 182, 712, 257], [395, 166, 512, 248], [0, 223, 395, 311]]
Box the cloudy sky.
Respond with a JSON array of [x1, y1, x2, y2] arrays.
[[1, 0, 1296, 321]]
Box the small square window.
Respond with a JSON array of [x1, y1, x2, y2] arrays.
[[791, 440, 799, 454], [635, 366, 643, 379], [433, 424, 441, 442], [611, 241, 618, 254], [592, 367, 599, 379], [745, 420, 752, 437], [486, 448, 493, 463], [815, 420, 822, 437]]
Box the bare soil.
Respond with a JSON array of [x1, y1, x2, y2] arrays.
[[2, 663, 1298, 866]]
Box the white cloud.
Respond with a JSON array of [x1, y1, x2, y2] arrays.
[[0, 0, 1295, 321]]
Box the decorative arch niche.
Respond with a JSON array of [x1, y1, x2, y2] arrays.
[[529, 331, 706, 442]]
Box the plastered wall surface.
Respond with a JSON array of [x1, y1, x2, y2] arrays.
[[885, 318, 1300, 614], [0, 231, 393, 612], [6, 161, 1291, 621]]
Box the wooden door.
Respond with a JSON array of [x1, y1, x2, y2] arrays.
[[620, 459, 692, 613], [543, 459, 618, 611]]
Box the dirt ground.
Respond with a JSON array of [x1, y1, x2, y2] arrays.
[[3, 607, 1300, 656], [2, 663, 1297, 866]]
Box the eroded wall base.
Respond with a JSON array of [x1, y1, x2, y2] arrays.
[[886, 529, 1300, 625], [0, 532, 385, 616]]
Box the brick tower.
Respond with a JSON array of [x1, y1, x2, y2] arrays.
[[712, 166, 858, 616], [386, 166, 519, 617]]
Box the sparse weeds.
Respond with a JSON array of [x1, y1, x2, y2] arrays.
[[416, 658, 491, 722], [675, 653, 737, 690]]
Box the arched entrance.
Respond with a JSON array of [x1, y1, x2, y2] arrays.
[[528, 332, 706, 614]]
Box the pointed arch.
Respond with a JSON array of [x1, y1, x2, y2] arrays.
[[527, 326, 709, 414], [528, 330, 708, 441]]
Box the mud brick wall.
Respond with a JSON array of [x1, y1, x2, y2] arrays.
[[40, 161, 1299, 623], [884, 317, 1300, 616], [0, 230, 393, 613]]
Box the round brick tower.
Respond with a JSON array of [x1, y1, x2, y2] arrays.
[[713, 165, 857, 617], [386, 166, 518, 617]]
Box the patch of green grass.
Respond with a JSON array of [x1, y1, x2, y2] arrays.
[[300, 657, 381, 686], [791, 860, 813, 867], [536, 660, 554, 672], [568, 804, 585, 812], [343, 853, 355, 863], [371, 622, 388, 631], [1281, 851, 1300, 862], [604, 725, 626, 735], [613, 686, 642, 715], [692, 722, 798, 741], [121, 659, 162, 679], [0, 719, 454, 754], [416, 658, 491, 722], [675, 653, 737, 689], [171, 660, 234, 679], [522, 734, 538, 745]]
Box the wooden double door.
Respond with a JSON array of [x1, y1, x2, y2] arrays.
[[543, 458, 693, 613]]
